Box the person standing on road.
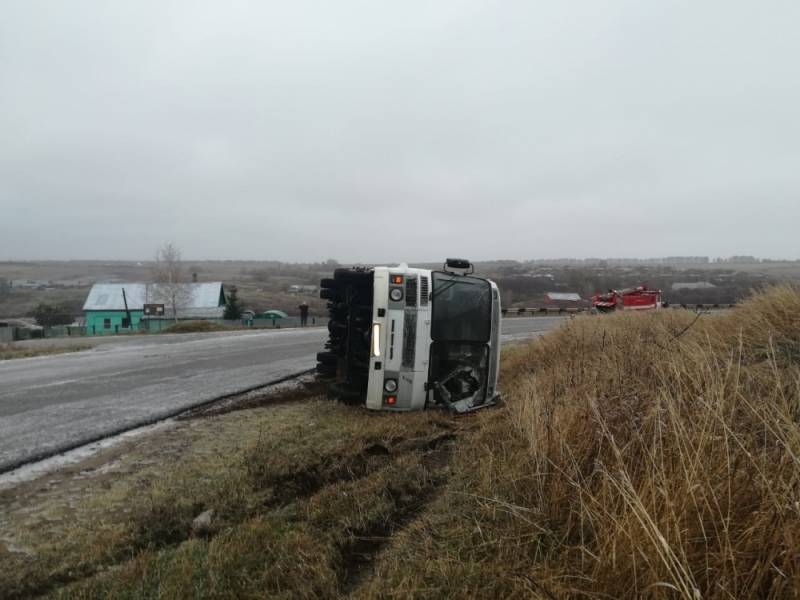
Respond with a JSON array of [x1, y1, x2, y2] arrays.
[[298, 302, 309, 327]]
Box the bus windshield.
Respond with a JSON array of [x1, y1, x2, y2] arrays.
[[430, 272, 492, 342]]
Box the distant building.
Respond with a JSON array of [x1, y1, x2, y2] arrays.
[[10, 279, 50, 289], [543, 292, 586, 308], [82, 282, 227, 335], [287, 285, 318, 295], [51, 279, 87, 287], [0, 321, 13, 343], [0, 318, 42, 341], [671, 282, 716, 291], [545, 292, 582, 302]]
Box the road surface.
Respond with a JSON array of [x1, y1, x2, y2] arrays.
[[0, 317, 562, 472]]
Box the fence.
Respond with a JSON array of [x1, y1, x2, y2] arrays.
[[502, 303, 736, 316], [245, 316, 328, 329], [135, 316, 329, 333], [0, 317, 329, 341]]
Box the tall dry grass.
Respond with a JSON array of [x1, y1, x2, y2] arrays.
[[504, 286, 800, 598]]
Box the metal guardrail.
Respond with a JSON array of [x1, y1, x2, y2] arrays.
[[667, 303, 737, 310], [502, 307, 586, 316], [502, 303, 736, 316]]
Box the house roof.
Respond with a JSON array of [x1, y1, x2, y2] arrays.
[[671, 281, 716, 290], [545, 292, 583, 301], [83, 282, 226, 314]]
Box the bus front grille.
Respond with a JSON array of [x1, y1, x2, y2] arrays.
[[402, 310, 417, 368], [405, 277, 418, 307]]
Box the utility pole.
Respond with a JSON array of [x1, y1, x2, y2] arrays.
[[122, 287, 132, 331]]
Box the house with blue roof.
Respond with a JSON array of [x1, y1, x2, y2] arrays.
[[82, 282, 227, 335]]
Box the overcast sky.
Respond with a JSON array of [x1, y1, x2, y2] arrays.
[[1, 1, 798, 262]]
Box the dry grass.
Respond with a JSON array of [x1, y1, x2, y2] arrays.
[[0, 343, 89, 361], [500, 285, 800, 597], [353, 286, 800, 599]]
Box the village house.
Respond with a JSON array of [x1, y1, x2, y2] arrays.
[[82, 282, 227, 335]]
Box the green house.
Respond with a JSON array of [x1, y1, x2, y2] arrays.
[[82, 282, 227, 335]]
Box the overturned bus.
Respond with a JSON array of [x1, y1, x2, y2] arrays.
[[316, 259, 501, 413]]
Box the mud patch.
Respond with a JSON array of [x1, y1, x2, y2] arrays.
[[393, 432, 457, 454], [363, 443, 390, 456], [250, 443, 396, 508]]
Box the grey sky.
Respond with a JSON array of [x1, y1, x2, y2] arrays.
[[1, 1, 799, 262]]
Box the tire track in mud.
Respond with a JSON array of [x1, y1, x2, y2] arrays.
[[245, 428, 458, 595], [335, 435, 457, 596]]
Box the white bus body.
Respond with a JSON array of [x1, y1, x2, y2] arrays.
[[318, 260, 501, 413]]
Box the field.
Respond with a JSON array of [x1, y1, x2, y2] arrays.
[[3, 259, 800, 320], [1, 287, 799, 598], [0, 260, 333, 319]]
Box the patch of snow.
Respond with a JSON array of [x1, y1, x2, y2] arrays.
[[0, 420, 176, 490]]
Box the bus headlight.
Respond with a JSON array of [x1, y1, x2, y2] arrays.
[[389, 288, 403, 301], [384, 379, 398, 393], [371, 323, 381, 357]]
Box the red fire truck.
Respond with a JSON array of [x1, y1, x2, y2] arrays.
[[591, 285, 662, 313]]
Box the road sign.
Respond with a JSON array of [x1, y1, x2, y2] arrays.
[[143, 303, 165, 316]]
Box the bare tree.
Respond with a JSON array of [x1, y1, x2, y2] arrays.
[[152, 243, 191, 323]]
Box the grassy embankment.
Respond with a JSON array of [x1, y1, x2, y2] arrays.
[[0, 343, 89, 361], [1, 286, 798, 598]]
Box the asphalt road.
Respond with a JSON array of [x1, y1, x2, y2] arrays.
[[0, 317, 563, 472]]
